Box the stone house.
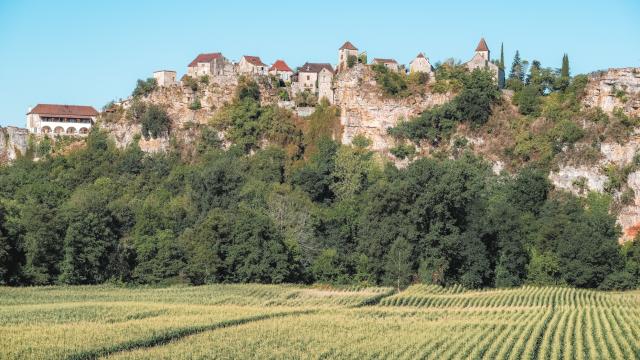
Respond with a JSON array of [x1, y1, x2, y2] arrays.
[[269, 60, 294, 82], [293, 62, 335, 103], [153, 70, 176, 87], [465, 38, 505, 88], [187, 52, 232, 77], [27, 104, 98, 135], [238, 55, 268, 75], [338, 41, 358, 72], [409, 53, 434, 75], [371, 58, 400, 72]]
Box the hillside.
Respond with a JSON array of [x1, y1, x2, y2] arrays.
[[1, 284, 639, 359]]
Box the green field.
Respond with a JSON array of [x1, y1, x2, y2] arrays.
[[1, 285, 639, 359]]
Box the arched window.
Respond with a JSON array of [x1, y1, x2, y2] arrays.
[[79, 127, 89, 134], [41, 126, 51, 134], [66, 127, 76, 135], [54, 126, 64, 134]]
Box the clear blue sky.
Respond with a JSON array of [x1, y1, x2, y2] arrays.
[[1, 0, 639, 127]]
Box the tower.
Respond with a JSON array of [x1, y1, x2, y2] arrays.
[[475, 38, 490, 62], [338, 41, 358, 72]]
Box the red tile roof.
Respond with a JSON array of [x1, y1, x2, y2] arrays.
[[475, 38, 489, 52], [339, 41, 358, 51], [243, 55, 267, 67], [269, 59, 293, 72], [28, 104, 98, 117], [416, 52, 425, 58], [188, 53, 222, 67], [299, 62, 334, 74]]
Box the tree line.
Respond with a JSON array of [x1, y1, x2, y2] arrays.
[[0, 74, 638, 290]]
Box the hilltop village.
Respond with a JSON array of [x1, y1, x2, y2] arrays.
[[23, 39, 503, 137]]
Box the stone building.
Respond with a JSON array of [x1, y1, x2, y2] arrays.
[[371, 58, 400, 72], [269, 60, 294, 82], [238, 55, 268, 75], [187, 52, 233, 77], [465, 38, 505, 88], [293, 62, 335, 103], [338, 41, 358, 72], [409, 53, 434, 75], [153, 70, 176, 87], [27, 104, 98, 135]]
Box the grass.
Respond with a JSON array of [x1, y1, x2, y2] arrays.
[[1, 284, 639, 359]]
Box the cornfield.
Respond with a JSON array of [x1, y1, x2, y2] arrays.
[[1, 284, 638, 359]]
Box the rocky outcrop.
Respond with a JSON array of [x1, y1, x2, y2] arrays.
[[582, 67, 640, 118], [0, 126, 29, 164], [334, 65, 451, 152]]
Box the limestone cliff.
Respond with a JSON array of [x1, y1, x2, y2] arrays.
[[0, 126, 29, 164], [582, 67, 640, 117], [334, 65, 451, 152]]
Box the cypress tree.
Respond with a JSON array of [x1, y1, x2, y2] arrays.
[[500, 43, 505, 70], [561, 54, 570, 79]]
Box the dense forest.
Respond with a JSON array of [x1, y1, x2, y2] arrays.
[[1, 64, 639, 291]]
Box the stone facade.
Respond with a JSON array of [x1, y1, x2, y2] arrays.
[[269, 60, 293, 82], [338, 41, 359, 72], [371, 58, 400, 72], [153, 70, 176, 87], [187, 53, 233, 77], [464, 38, 505, 88], [293, 63, 335, 103], [238, 55, 268, 76], [409, 53, 434, 75], [26, 104, 97, 135]]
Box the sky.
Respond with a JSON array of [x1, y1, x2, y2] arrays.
[[0, 0, 639, 127]]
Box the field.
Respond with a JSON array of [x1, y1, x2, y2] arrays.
[[1, 285, 639, 359]]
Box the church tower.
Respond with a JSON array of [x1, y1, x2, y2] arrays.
[[475, 38, 490, 62]]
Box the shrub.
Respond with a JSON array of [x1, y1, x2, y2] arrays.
[[141, 105, 171, 139], [294, 90, 318, 107], [598, 271, 636, 290], [189, 98, 202, 111], [236, 76, 260, 102], [132, 78, 158, 98], [389, 144, 416, 160], [372, 64, 408, 97], [455, 69, 500, 127], [347, 55, 357, 68]]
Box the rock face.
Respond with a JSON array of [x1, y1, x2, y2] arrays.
[[334, 65, 451, 152], [0, 126, 29, 164], [582, 67, 640, 118]]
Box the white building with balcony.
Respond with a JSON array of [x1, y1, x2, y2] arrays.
[[27, 104, 98, 135]]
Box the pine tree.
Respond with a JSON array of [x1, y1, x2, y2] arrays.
[[500, 43, 505, 70]]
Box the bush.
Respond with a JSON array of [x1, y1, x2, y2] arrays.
[[456, 69, 500, 127], [513, 85, 542, 116], [598, 271, 636, 290], [141, 105, 171, 139], [389, 144, 416, 160], [236, 76, 260, 102], [294, 90, 318, 107], [189, 98, 202, 111], [132, 78, 158, 98], [347, 55, 357, 69], [372, 64, 408, 97]]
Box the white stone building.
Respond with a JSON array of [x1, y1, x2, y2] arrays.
[[371, 58, 400, 72], [153, 70, 176, 87], [465, 38, 505, 88], [293, 62, 335, 103], [338, 41, 358, 72], [269, 60, 294, 82], [27, 104, 98, 135], [409, 53, 434, 75], [187, 52, 233, 77], [238, 55, 268, 75]]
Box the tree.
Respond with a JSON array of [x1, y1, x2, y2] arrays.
[[499, 43, 505, 70], [456, 69, 500, 126], [384, 237, 413, 290], [132, 78, 158, 98], [556, 53, 571, 91], [141, 105, 170, 139]]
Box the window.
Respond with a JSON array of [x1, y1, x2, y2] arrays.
[[307, 75, 310, 80]]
